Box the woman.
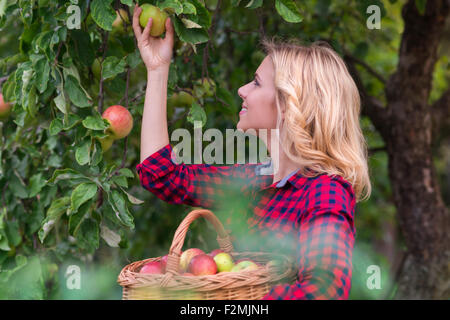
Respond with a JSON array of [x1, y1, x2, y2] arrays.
[[132, 4, 371, 300]]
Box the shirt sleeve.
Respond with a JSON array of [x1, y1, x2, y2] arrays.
[[261, 177, 356, 300], [136, 143, 258, 210]]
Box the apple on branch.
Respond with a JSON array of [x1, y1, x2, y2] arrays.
[[101, 105, 133, 140], [0, 93, 12, 120]]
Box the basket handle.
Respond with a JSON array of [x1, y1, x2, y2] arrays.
[[164, 208, 234, 276]]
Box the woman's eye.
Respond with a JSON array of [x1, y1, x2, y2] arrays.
[[253, 79, 259, 86]]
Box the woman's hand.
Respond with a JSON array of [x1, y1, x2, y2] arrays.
[[132, 3, 175, 71]]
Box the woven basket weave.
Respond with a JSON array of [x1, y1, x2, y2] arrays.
[[117, 208, 297, 300]]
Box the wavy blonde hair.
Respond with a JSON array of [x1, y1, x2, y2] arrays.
[[260, 36, 371, 202]]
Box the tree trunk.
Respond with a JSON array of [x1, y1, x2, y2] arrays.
[[382, 0, 450, 299]]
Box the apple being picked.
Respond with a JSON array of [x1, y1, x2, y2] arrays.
[[213, 252, 234, 272], [138, 4, 168, 37], [179, 248, 204, 272], [188, 254, 217, 276], [102, 105, 133, 140], [140, 261, 163, 274]]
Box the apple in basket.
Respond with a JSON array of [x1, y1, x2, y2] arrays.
[[213, 252, 234, 272], [160, 254, 168, 272], [140, 261, 164, 274], [179, 248, 205, 272], [188, 254, 217, 276], [230, 260, 259, 272], [208, 249, 224, 258]]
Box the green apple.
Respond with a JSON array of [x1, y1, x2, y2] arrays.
[[98, 134, 115, 152], [194, 78, 216, 98], [213, 252, 234, 272], [139, 4, 168, 37], [92, 58, 102, 80], [112, 9, 129, 34], [230, 260, 259, 272]]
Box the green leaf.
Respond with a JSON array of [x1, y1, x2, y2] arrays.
[[90, 0, 116, 31], [112, 175, 128, 188], [107, 190, 134, 228], [187, 102, 207, 128], [182, 1, 196, 14], [32, 55, 50, 94], [91, 140, 103, 167], [246, 0, 263, 9], [70, 182, 98, 214], [120, 188, 144, 205], [126, 49, 141, 69], [76, 218, 99, 253], [5, 220, 21, 247], [120, 0, 133, 6], [49, 118, 63, 136], [159, 0, 184, 15], [275, 0, 303, 23], [9, 172, 28, 199], [69, 198, 93, 236], [53, 92, 67, 114], [28, 172, 47, 198], [172, 14, 209, 45], [63, 113, 82, 130], [75, 139, 92, 166], [102, 56, 126, 80], [38, 197, 71, 243], [100, 223, 121, 247], [118, 168, 134, 178], [415, 0, 426, 15], [47, 168, 92, 186], [82, 115, 109, 131], [64, 74, 91, 108], [186, 0, 211, 28]]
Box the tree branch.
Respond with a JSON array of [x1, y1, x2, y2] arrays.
[[343, 53, 391, 141], [343, 52, 386, 84]]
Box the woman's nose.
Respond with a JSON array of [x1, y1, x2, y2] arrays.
[[238, 86, 246, 100]]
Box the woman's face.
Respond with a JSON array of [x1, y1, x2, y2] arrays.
[[237, 56, 280, 136]]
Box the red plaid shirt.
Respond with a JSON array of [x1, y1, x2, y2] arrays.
[[136, 143, 356, 300]]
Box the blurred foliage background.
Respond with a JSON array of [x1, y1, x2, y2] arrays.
[[0, 0, 448, 300]]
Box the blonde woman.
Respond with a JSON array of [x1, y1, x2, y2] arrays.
[[133, 4, 371, 300]]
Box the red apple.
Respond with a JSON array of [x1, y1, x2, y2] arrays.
[[160, 254, 168, 272], [179, 248, 204, 272], [188, 254, 217, 276], [0, 94, 12, 119], [208, 249, 224, 258], [140, 261, 163, 274], [102, 105, 133, 139]]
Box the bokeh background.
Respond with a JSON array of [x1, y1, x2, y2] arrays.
[[0, 0, 448, 299]]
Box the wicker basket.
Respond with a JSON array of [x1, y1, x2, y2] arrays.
[[118, 208, 297, 300]]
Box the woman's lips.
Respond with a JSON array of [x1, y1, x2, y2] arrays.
[[239, 106, 248, 115]]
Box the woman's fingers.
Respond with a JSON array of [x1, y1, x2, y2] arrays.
[[132, 3, 142, 38], [164, 17, 174, 45], [141, 17, 153, 41]]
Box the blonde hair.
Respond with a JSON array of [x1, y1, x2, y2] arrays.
[[260, 36, 371, 202]]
